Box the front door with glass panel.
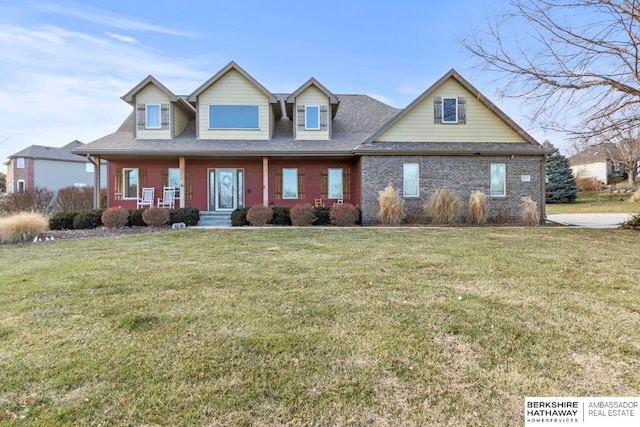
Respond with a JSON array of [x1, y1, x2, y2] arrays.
[[208, 169, 244, 211]]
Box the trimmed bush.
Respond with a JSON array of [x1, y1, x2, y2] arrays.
[[575, 177, 602, 192], [231, 208, 250, 226], [521, 197, 539, 226], [0, 212, 49, 244], [54, 186, 94, 213], [128, 209, 147, 227], [290, 203, 316, 226], [0, 187, 55, 215], [73, 210, 104, 229], [170, 207, 200, 226], [313, 207, 331, 226], [247, 204, 273, 226], [49, 211, 79, 230], [467, 191, 487, 225], [101, 207, 129, 228], [142, 208, 170, 227], [270, 207, 291, 226], [425, 188, 461, 224], [377, 184, 404, 225], [330, 203, 358, 226]]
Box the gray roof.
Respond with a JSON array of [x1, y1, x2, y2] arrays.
[[9, 140, 91, 162], [355, 141, 547, 156], [569, 143, 621, 165]]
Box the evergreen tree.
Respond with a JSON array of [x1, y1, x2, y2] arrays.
[[544, 141, 577, 203]]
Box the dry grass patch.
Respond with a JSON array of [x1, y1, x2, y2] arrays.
[[425, 188, 461, 224], [0, 211, 49, 243]]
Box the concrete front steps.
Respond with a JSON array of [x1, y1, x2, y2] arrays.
[[197, 211, 232, 227]]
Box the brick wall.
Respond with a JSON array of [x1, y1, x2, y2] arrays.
[[360, 155, 545, 224]]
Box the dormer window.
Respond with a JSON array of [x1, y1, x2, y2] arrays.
[[145, 104, 161, 129], [305, 106, 320, 130], [209, 105, 259, 129]]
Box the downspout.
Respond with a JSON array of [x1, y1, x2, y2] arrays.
[[86, 154, 100, 209]]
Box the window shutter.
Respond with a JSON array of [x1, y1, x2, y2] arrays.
[[320, 168, 328, 199], [186, 168, 193, 200], [298, 168, 305, 200], [115, 168, 123, 200], [137, 104, 146, 130], [139, 168, 147, 196], [275, 168, 282, 200], [457, 97, 466, 124], [434, 96, 442, 124], [320, 105, 328, 131], [297, 105, 305, 129], [343, 168, 351, 200], [161, 104, 170, 130], [161, 168, 168, 187]]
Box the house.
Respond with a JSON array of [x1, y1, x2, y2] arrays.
[[569, 143, 626, 185], [4, 140, 107, 193], [74, 61, 546, 225]]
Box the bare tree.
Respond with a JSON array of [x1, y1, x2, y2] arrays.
[[597, 119, 640, 184], [461, 0, 640, 141]]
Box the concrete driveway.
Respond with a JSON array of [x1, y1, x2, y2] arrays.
[[546, 213, 633, 228]]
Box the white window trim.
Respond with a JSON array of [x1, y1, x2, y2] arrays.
[[145, 104, 161, 129], [328, 168, 343, 199], [403, 163, 420, 197], [16, 157, 25, 169], [490, 163, 506, 197], [123, 168, 139, 200], [282, 168, 298, 199], [208, 105, 261, 130], [305, 105, 320, 130], [17, 179, 25, 193], [442, 97, 458, 124]]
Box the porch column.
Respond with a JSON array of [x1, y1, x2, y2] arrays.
[[179, 156, 186, 208], [263, 156, 269, 205], [92, 155, 101, 209]]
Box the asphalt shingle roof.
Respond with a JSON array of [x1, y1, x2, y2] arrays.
[[9, 140, 89, 162]]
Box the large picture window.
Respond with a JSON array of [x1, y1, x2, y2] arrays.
[[124, 168, 139, 199], [282, 168, 298, 199], [209, 105, 259, 129], [490, 164, 506, 197], [328, 168, 343, 199], [403, 163, 419, 197], [146, 104, 161, 129]]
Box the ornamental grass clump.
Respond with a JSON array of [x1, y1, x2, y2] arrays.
[[425, 188, 461, 224], [101, 207, 130, 228], [0, 211, 49, 244], [290, 203, 316, 226], [246, 204, 273, 226], [330, 203, 358, 226], [521, 196, 539, 226], [142, 207, 170, 227], [377, 184, 404, 225], [467, 191, 487, 225], [629, 189, 640, 203]]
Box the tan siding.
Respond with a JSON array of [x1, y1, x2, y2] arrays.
[[197, 69, 270, 140], [296, 86, 330, 140], [377, 78, 526, 143], [173, 103, 191, 137], [136, 84, 171, 140]]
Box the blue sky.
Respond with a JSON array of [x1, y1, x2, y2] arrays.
[[0, 0, 565, 165]]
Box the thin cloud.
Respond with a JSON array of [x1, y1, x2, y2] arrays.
[[106, 32, 138, 44]]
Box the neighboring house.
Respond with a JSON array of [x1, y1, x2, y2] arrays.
[[4, 140, 107, 193], [74, 61, 546, 224], [569, 143, 623, 185]]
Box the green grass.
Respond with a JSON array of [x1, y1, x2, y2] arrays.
[[546, 190, 640, 214], [1, 228, 639, 425]]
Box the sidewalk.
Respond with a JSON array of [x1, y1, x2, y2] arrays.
[[547, 213, 632, 228]]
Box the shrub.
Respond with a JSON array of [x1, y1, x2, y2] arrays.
[[101, 207, 130, 228], [128, 209, 147, 227], [330, 203, 359, 226], [49, 211, 79, 230], [629, 189, 640, 203], [290, 204, 316, 226], [54, 186, 94, 213], [403, 207, 428, 225], [0, 212, 49, 244], [491, 208, 512, 224], [575, 177, 602, 192], [620, 213, 640, 230], [313, 207, 331, 225], [425, 188, 461, 224], [270, 207, 291, 226], [467, 191, 487, 225], [377, 184, 404, 225], [521, 197, 539, 226], [142, 208, 170, 227], [246, 204, 273, 226], [73, 209, 104, 229], [170, 207, 200, 226], [231, 208, 250, 226], [0, 187, 55, 215]]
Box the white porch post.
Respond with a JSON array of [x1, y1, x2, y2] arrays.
[[179, 156, 186, 208], [263, 156, 269, 205], [92, 155, 101, 209]]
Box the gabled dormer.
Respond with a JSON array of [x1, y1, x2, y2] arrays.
[[188, 61, 280, 140], [286, 78, 339, 140], [122, 75, 196, 140]]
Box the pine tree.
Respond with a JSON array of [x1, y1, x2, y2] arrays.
[[544, 141, 577, 203]]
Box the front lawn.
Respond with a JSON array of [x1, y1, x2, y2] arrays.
[[1, 228, 639, 425], [546, 190, 640, 214]]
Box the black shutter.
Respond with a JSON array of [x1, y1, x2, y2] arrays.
[[137, 104, 146, 130], [161, 104, 170, 130], [320, 105, 328, 131], [457, 97, 466, 124], [297, 105, 305, 129]]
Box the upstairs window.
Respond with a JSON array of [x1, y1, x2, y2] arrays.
[[16, 158, 25, 168], [434, 96, 466, 124], [305, 106, 320, 130], [146, 104, 161, 129], [442, 98, 458, 123], [209, 105, 259, 129]]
